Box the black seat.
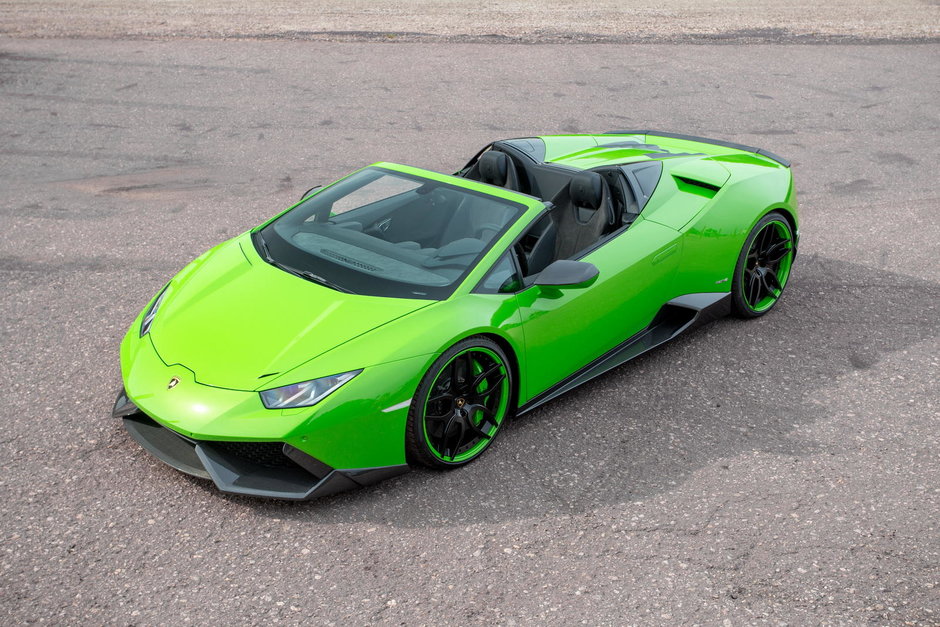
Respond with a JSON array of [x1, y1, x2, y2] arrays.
[[515, 213, 557, 277], [477, 151, 521, 192], [598, 169, 632, 226], [551, 171, 616, 260]]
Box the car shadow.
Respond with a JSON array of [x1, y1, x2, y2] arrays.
[[209, 254, 938, 526]]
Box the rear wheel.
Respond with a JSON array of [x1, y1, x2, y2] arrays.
[[731, 211, 795, 317], [406, 337, 512, 469]]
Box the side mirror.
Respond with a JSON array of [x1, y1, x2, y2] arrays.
[[534, 260, 599, 289], [300, 185, 322, 200]]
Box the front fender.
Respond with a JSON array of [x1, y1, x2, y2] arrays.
[[267, 292, 527, 399]]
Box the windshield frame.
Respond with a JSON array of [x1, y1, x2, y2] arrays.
[[252, 166, 531, 300]]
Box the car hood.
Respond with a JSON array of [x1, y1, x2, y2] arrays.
[[149, 236, 432, 391]]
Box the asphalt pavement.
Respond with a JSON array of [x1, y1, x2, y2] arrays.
[[1, 37, 938, 624]]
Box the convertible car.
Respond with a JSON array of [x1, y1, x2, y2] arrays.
[[113, 131, 798, 499]]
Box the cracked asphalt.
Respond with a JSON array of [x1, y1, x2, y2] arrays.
[[1, 32, 938, 625]]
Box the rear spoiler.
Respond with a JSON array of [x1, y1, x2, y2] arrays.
[[603, 130, 791, 167]]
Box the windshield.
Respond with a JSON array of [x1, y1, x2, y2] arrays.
[[254, 167, 526, 299]]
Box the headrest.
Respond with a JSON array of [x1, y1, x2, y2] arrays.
[[478, 151, 509, 186], [569, 171, 604, 210]]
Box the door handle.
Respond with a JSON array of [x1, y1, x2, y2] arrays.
[[652, 244, 678, 265]]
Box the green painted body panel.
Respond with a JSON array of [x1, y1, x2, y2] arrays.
[[121, 326, 427, 468], [119, 135, 798, 478], [533, 133, 798, 308], [514, 216, 681, 397], [669, 158, 731, 189], [539, 134, 647, 163], [540, 133, 781, 169], [641, 171, 718, 231], [150, 235, 432, 391]]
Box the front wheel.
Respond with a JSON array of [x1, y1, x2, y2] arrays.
[[731, 211, 795, 318], [406, 337, 513, 469]]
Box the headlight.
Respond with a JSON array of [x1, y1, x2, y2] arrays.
[[259, 370, 361, 409], [139, 286, 168, 337]]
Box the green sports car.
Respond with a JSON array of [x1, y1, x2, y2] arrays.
[[114, 131, 798, 499]]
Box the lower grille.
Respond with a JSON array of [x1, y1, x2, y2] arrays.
[[209, 441, 296, 469]]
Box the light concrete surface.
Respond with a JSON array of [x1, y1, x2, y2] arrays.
[[0, 34, 938, 626], [0, 0, 938, 42]]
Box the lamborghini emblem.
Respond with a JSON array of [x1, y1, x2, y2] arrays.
[[167, 376, 180, 390]]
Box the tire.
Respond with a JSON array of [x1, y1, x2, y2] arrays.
[[406, 336, 513, 469], [731, 211, 796, 318]]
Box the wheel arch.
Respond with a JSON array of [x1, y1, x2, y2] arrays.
[[730, 208, 796, 318], [440, 329, 522, 415], [477, 332, 521, 415], [766, 205, 798, 251], [672, 174, 797, 296], [405, 329, 520, 468]]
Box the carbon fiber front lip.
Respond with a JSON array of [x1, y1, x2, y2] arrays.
[[123, 412, 210, 479], [118, 391, 409, 500]]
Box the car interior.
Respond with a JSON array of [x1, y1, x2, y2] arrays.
[[271, 145, 662, 296], [459, 144, 662, 283], [275, 169, 529, 292]]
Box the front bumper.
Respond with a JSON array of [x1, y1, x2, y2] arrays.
[[116, 390, 409, 500]]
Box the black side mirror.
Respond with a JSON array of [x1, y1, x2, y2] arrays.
[[300, 185, 322, 200], [534, 260, 599, 289]]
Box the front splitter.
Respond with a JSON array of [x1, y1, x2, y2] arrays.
[[121, 408, 409, 500]]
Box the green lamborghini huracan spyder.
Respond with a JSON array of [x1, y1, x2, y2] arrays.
[[114, 131, 798, 499]]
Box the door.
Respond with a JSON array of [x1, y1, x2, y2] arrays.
[[516, 218, 681, 402]]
